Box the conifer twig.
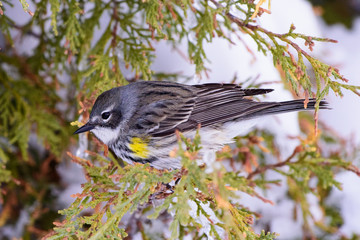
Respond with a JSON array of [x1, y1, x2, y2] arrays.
[[210, 0, 350, 86], [247, 145, 303, 180]]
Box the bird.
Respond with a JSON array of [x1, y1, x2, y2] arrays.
[[74, 81, 328, 170]]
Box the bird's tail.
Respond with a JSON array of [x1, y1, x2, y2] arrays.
[[241, 98, 329, 120]]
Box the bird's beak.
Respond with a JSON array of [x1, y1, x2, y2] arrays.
[[73, 122, 95, 134]]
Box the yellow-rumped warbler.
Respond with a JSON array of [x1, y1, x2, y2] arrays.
[[74, 81, 328, 169]]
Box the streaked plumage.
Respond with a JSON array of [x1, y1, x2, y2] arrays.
[[74, 81, 328, 169]]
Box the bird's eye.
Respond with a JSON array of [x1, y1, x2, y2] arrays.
[[101, 112, 111, 120]]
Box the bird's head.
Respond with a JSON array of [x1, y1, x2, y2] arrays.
[[74, 86, 138, 145]]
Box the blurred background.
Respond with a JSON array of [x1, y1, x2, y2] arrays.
[[1, 0, 360, 239]]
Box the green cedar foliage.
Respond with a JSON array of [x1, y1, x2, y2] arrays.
[[0, 0, 360, 239]]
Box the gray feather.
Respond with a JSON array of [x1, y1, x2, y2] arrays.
[[139, 82, 328, 137]]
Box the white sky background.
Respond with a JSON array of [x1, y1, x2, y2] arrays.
[[2, 0, 360, 239]]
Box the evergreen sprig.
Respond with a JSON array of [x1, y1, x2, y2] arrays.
[[47, 133, 280, 239]]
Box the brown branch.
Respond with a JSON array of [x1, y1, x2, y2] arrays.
[[247, 145, 303, 180], [346, 164, 360, 177], [9, 23, 43, 39], [209, 0, 337, 61]]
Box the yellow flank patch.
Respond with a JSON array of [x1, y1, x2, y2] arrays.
[[129, 137, 149, 159]]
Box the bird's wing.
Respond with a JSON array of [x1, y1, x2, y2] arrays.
[[131, 82, 274, 137], [178, 84, 275, 130], [165, 83, 276, 135], [176, 84, 328, 134], [130, 82, 327, 138], [128, 81, 197, 136]]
